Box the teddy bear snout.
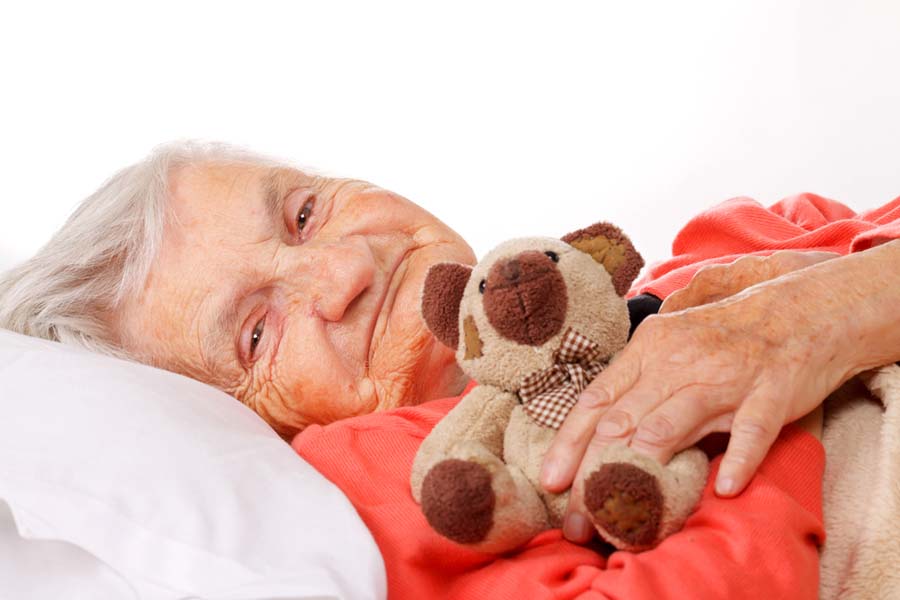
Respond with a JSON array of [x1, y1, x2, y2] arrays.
[[483, 251, 568, 346], [500, 259, 522, 281]]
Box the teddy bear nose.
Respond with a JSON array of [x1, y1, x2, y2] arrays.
[[500, 259, 521, 281], [484, 251, 567, 346]]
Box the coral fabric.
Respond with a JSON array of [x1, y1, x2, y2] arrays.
[[292, 389, 824, 599], [630, 193, 900, 300]]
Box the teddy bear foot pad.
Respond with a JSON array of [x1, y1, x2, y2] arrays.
[[421, 459, 496, 544], [584, 462, 663, 548]]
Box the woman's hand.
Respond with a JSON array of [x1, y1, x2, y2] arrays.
[[540, 250, 842, 542], [659, 251, 840, 314]]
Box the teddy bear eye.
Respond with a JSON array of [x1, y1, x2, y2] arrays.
[[545, 251, 559, 263], [478, 279, 486, 294]]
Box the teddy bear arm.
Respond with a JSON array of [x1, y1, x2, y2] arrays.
[[410, 386, 518, 502]]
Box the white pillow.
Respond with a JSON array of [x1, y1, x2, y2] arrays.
[[0, 499, 137, 599], [0, 328, 386, 600]]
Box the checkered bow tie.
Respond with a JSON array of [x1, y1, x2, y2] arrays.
[[517, 328, 607, 429]]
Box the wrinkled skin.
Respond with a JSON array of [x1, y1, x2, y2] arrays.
[[113, 162, 475, 438], [540, 248, 900, 543], [659, 252, 841, 314]]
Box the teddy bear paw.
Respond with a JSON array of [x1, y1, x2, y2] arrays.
[[583, 462, 664, 549], [421, 459, 495, 544]]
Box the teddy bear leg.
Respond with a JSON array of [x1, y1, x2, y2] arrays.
[[577, 444, 708, 551], [583, 460, 664, 550], [421, 441, 550, 554], [652, 447, 709, 540]]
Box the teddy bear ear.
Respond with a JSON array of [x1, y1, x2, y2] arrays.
[[421, 262, 473, 349], [561, 222, 645, 296]]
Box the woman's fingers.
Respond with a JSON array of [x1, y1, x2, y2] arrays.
[[627, 387, 732, 463], [661, 252, 841, 315], [560, 473, 594, 543], [561, 407, 737, 545], [540, 351, 640, 492], [714, 390, 786, 496], [680, 411, 735, 451], [660, 263, 734, 313], [770, 250, 840, 270]]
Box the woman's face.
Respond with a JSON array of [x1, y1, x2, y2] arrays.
[[114, 162, 475, 437]]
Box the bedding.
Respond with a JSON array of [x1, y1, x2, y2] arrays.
[[630, 192, 900, 299], [0, 328, 386, 600], [292, 387, 823, 599], [0, 499, 136, 599], [819, 365, 900, 598]]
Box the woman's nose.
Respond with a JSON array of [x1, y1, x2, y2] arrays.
[[305, 235, 376, 322]]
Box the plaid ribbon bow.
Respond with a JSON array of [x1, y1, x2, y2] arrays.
[[517, 327, 607, 429]]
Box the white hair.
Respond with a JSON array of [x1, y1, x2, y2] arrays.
[[0, 140, 283, 359]]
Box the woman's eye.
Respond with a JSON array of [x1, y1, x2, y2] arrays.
[[250, 316, 266, 357], [296, 197, 315, 233]]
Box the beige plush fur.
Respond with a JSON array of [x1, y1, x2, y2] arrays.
[[455, 237, 629, 391], [820, 365, 900, 599], [572, 443, 708, 549], [411, 224, 709, 554]]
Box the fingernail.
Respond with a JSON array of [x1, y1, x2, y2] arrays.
[[716, 476, 736, 496], [540, 459, 561, 489], [563, 513, 592, 542]]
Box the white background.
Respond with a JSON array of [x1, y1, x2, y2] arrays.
[[1, 0, 899, 271]]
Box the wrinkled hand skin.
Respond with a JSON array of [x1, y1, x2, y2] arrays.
[[622, 274, 835, 449], [542, 244, 900, 543], [659, 253, 839, 446], [659, 251, 840, 315]]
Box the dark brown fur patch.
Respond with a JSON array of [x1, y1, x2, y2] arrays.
[[483, 251, 567, 346], [562, 222, 644, 296], [463, 315, 483, 359], [421, 459, 495, 544], [421, 263, 472, 349], [584, 462, 663, 548]]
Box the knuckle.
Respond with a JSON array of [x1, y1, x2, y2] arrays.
[[694, 264, 721, 283], [547, 435, 579, 461], [702, 393, 736, 414], [550, 428, 588, 458], [634, 313, 663, 338], [770, 250, 792, 261], [733, 254, 759, 268], [558, 410, 596, 439], [662, 289, 684, 307], [577, 385, 613, 410], [732, 416, 777, 442], [634, 413, 677, 446], [593, 409, 634, 438], [771, 250, 802, 269]]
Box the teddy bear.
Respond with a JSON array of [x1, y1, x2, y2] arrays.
[[410, 222, 709, 553]]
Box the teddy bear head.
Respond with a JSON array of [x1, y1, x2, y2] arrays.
[[421, 222, 644, 391]]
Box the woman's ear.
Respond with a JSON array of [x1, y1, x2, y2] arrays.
[[421, 262, 473, 348], [562, 222, 644, 296]]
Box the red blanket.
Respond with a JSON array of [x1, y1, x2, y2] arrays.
[[633, 192, 900, 299]]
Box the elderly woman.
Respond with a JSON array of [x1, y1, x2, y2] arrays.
[[0, 144, 474, 437], [2, 141, 899, 599]]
